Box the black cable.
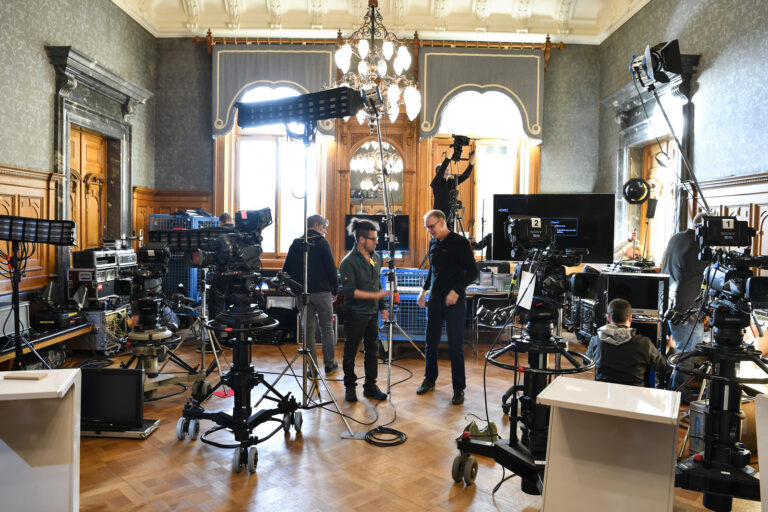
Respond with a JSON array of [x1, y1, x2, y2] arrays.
[[364, 425, 407, 446]]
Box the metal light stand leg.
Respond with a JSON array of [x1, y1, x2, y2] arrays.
[[10, 241, 50, 370], [263, 121, 354, 436]]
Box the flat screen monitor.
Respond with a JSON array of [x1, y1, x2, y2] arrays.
[[604, 272, 667, 318], [492, 193, 615, 263], [81, 368, 145, 429], [344, 214, 409, 252]]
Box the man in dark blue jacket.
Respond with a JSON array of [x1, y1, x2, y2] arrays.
[[283, 215, 339, 377]]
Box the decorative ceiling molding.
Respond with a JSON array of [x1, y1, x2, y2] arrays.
[[223, 0, 242, 30], [473, 0, 490, 32], [513, 0, 534, 34], [309, 0, 325, 29], [267, 0, 284, 30], [433, 0, 449, 32], [110, 0, 653, 45], [180, 0, 199, 31], [555, 0, 575, 35]]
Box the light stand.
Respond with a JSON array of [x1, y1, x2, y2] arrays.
[[236, 87, 366, 438], [0, 215, 76, 370]]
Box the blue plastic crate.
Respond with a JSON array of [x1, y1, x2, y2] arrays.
[[379, 269, 446, 342], [149, 214, 219, 301]]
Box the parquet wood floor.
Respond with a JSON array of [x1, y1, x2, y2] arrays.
[[75, 334, 761, 511]]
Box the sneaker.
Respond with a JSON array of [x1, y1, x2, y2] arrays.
[[363, 384, 387, 401], [452, 390, 465, 405], [416, 379, 435, 395], [345, 388, 358, 402], [325, 361, 339, 376]]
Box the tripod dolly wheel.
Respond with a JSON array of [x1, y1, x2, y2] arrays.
[[292, 411, 303, 433], [176, 417, 188, 440], [246, 446, 258, 473], [191, 380, 211, 402], [187, 419, 200, 440], [463, 456, 478, 485], [231, 447, 246, 474], [282, 413, 291, 433], [451, 454, 465, 483]]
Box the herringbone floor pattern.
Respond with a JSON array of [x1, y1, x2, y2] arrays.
[[75, 334, 760, 511]]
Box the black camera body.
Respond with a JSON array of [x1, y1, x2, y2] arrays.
[[697, 215, 754, 259], [449, 134, 471, 161], [114, 242, 171, 332]]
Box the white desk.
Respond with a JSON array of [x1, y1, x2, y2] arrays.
[[538, 377, 680, 512], [0, 369, 81, 512]]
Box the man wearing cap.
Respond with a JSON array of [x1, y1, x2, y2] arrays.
[[283, 214, 340, 377]]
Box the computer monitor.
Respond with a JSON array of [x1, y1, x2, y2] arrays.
[[81, 368, 145, 430], [492, 193, 615, 263], [344, 214, 409, 252], [603, 272, 669, 318]]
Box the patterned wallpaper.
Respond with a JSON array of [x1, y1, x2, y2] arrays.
[[598, 0, 768, 186], [541, 45, 601, 193], [154, 39, 213, 191], [0, 0, 156, 187]]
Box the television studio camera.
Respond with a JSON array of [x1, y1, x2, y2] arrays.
[[672, 216, 768, 512], [454, 216, 596, 492], [115, 242, 205, 400], [449, 134, 471, 162], [150, 208, 300, 474]]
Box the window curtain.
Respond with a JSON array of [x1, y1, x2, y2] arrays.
[[211, 45, 336, 138], [418, 47, 544, 141]]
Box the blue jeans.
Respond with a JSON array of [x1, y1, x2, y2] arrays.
[[669, 318, 705, 389], [424, 298, 466, 391]]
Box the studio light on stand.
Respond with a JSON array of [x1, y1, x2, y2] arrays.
[[0, 215, 76, 370], [234, 87, 366, 440], [628, 39, 709, 215], [334, 0, 421, 125]]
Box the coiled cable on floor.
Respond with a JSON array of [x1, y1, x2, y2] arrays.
[[364, 425, 407, 447]]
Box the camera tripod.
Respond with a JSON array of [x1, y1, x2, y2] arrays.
[[176, 303, 300, 474], [673, 311, 768, 511], [454, 298, 595, 491]]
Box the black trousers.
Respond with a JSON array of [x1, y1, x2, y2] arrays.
[[342, 312, 379, 389]]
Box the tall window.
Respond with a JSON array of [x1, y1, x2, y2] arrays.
[[438, 90, 538, 241], [236, 86, 325, 254]]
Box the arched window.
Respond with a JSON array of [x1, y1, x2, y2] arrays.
[[438, 90, 540, 241], [236, 86, 328, 254]]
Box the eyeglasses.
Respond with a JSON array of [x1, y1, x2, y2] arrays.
[[425, 221, 439, 230], [366, 236, 379, 241]]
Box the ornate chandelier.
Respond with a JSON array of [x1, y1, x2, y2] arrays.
[[334, 0, 421, 124]]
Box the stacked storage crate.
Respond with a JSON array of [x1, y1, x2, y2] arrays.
[[148, 214, 219, 302], [380, 268, 447, 342]]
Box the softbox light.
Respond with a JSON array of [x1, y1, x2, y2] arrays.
[[236, 87, 366, 129]]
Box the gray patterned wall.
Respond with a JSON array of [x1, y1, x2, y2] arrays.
[[0, 0, 156, 187], [154, 39, 213, 191], [598, 0, 768, 190], [541, 45, 601, 193]]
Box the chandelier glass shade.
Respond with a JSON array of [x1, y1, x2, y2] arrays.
[[350, 141, 403, 175], [334, 0, 421, 123]]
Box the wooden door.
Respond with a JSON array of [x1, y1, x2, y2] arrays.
[[70, 126, 107, 250]]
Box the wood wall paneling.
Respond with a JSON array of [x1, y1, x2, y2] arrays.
[[0, 166, 62, 294]]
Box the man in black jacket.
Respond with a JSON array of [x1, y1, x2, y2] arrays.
[[587, 298, 676, 387], [416, 210, 479, 405], [282, 214, 339, 377], [431, 147, 475, 231]]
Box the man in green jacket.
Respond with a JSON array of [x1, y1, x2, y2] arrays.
[[339, 219, 391, 402]]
